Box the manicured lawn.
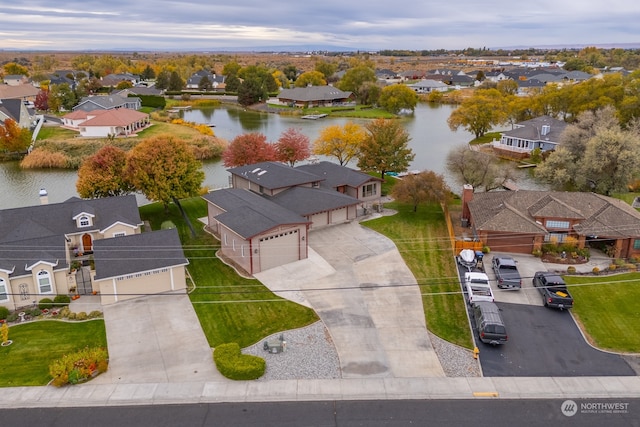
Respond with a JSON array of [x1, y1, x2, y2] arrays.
[[139, 197, 318, 348], [0, 320, 107, 387], [363, 201, 473, 349], [564, 273, 640, 352]]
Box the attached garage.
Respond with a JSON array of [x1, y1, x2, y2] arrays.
[[259, 229, 300, 271], [330, 207, 348, 224], [310, 211, 329, 228]]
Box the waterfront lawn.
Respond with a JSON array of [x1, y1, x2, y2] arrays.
[[139, 198, 318, 348], [363, 201, 473, 349], [0, 320, 107, 387], [564, 273, 640, 352]]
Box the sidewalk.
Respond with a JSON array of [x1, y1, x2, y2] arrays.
[[1, 376, 639, 408]]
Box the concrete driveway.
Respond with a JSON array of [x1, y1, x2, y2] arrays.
[[255, 221, 444, 378], [93, 293, 224, 384]]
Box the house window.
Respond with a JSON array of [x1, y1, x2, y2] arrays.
[[113, 232, 126, 237], [361, 183, 377, 198], [37, 270, 53, 294], [634, 239, 640, 250], [224, 234, 227, 245], [0, 278, 7, 302], [545, 233, 567, 243], [546, 220, 570, 229], [241, 245, 245, 257], [79, 215, 90, 227]]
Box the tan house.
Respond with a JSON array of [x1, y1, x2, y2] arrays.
[[463, 186, 640, 258], [0, 195, 187, 310], [274, 86, 354, 108], [62, 108, 150, 137]]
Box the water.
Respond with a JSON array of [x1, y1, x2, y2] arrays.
[[0, 103, 541, 209]]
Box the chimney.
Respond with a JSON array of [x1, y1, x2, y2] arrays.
[[39, 188, 49, 205], [461, 184, 473, 223]]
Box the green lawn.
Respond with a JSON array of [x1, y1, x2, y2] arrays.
[[564, 273, 640, 352], [139, 197, 318, 348], [0, 320, 107, 387], [363, 201, 473, 349]]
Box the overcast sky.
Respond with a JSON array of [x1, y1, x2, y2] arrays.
[[1, 1, 639, 51]]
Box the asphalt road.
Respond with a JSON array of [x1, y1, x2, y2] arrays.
[[477, 302, 636, 377], [1, 399, 637, 427]]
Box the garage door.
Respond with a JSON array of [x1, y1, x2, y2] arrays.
[[486, 233, 534, 254], [259, 229, 300, 271], [310, 211, 329, 229], [330, 207, 348, 224]]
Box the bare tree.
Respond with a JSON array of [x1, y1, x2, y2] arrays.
[[446, 145, 514, 192]]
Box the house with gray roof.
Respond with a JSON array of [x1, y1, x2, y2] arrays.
[[186, 70, 226, 91], [462, 186, 640, 258], [493, 115, 568, 158], [275, 86, 354, 108], [0, 195, 188, 310], [202, 161, 382, 274], [0, 98, 33, 128], [73, 94, 141, 112], [407, 79, 449, 93]]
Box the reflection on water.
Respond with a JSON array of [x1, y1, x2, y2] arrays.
[[0, 103, 545, 209]]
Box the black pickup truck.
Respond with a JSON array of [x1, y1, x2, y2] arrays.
[[533, 271, 574, 310]]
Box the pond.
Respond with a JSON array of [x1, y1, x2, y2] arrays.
[[0, 103, 543, 209]]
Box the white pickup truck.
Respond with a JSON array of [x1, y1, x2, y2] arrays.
[[464, 272, 495, 305]]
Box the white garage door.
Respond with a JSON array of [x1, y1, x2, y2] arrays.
[[310, 211, 329, 229], [330, 207, 348, 224], [259, 229, 300, 271]]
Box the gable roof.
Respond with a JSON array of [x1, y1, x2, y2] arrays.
[[0, 98, 23, 122], [228, 161, 320, 190], [469, 190, 640, 238], [93, 228, 188, 280], [202, 188, 309, 238], [501, 115, 567, 143], [270, 186, 359, 216], [296, 161, 382, 190], [74, 94, 140, 111], [0, 84, 39, 100], [79, 108, 148, 127], [278, 86, 352, 102]]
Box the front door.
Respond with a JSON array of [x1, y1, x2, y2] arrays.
[[82, 233, 92, 252]]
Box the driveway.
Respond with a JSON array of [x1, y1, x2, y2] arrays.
[[255, 221, 444, 378], [93, 293, 224, 384]]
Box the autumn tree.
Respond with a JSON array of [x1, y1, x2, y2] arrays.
[[358, 81, 382, 106], [294, 71, 326, 87], [392, 171, 451, 212], [315, 60, 337, 81], [275, 128, 310, 166], [313, 122, 366, 166], [0, 118, 31, 153], [3, 62, 29, 76], [34, 90, 49, 111], [141, 64, 156, 80], [222, 133, 277, 167], [378, 84, 419, 114], [357, 118, 415, 180], [48, 83, 77, 112], [447, 88, 508, 138], [445, 145, 514, 192], [76, 145, 133, 198], [116, 80, 133, 90], [126, 135, 205, 221], [336, 65, 377, 100]]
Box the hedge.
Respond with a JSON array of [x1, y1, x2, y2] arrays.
[[213, 343, 265, 380], [53, 294, 71, 306], [128, 94, 166, 109], [38, 298, 54, 310], [0, 306, 9, 320]]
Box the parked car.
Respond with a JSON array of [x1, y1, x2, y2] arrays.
[[464, 272, 494, 304], [492, 256, 522, 289], [532, 271, 574, 310], [472, 301, 508, 345]]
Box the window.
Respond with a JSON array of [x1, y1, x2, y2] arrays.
[[0, 278, 7, 302], [37, 270, 52, 294], [634, 239, 640, 250], [545, 233, 567, 243], [546, 220, 570, 229], [113, 232, 126, 237], [361, 183, 377, 198], [79, 215, 90, 227]]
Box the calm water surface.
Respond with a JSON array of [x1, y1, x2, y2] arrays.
[[0, 103, 541, 209]]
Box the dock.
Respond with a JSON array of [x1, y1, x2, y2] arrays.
[[301, 114, 328, 120]]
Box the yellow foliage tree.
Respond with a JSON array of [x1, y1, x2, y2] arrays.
[[313, 122, 366, 165]]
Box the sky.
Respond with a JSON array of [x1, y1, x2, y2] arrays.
[[1, 1, 639, 52]]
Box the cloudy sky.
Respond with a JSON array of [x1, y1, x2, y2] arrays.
[[1, 1, 639, 51]]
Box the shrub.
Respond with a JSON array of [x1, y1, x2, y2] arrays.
[[75, 312, 88, 321], [59, 306, 71, 318], [625, 263, 637, 271], [30, 308, 42, 317], [6, 312, 19, 322], [592, 266, 600, 274], [614, 258, 626, 266], [88, 310, 103, 319], [532, 249, 542, 257], [49, 346, 109, 387], [53, 294, 71, 306], [67, 312, 76, 320], [566, 266, 576, 274], [38, 298, 54, 310], [609, 264, 617, 271], [20, 148, 70, 169], [213, 343, 265, 380], [482, 246, 491, 254], [0, 306, 9, 320]]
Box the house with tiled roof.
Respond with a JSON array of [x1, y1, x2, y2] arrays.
[[62, 108, 150, 137], [0, 84, 39, 102], [275, 86, 354, 108], [493, 115, 568, 158], [73, 94, 141, 112], [0, 195, 187, 310], [461, 185, 640, 258], [202, 161, 382, 274]]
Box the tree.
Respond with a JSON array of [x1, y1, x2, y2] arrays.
[[48, 83, 77, 112], [141, 64, 156, 80], [358, 81, 382, 106], [76, 145, 133, 198], [447, 88, 508, 138], [125, 135, 204, 217], [34, 89, 49, 111], [168, 71, 185, 92], [313, 122, 366, 166], [198, 75, 212, 91], [294, 71, 326, 87], [155, 70, 170, 90], [225, 74, 240, 92], [0, 118, 31, 153], [378, 84, 419, 114], [3, 62, 29, 76], [445, 145, 514, 192], [336, 65, 376, 99], [282, 65, 298, 82], [237, 77, 267, 106], [222, 133, 277, 167], [391, 171, 451, 212], [275, 128, 310, 166], [357, 118, 415, 180], [116, 80, 133, 90], [315, 60, 337, 81]]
